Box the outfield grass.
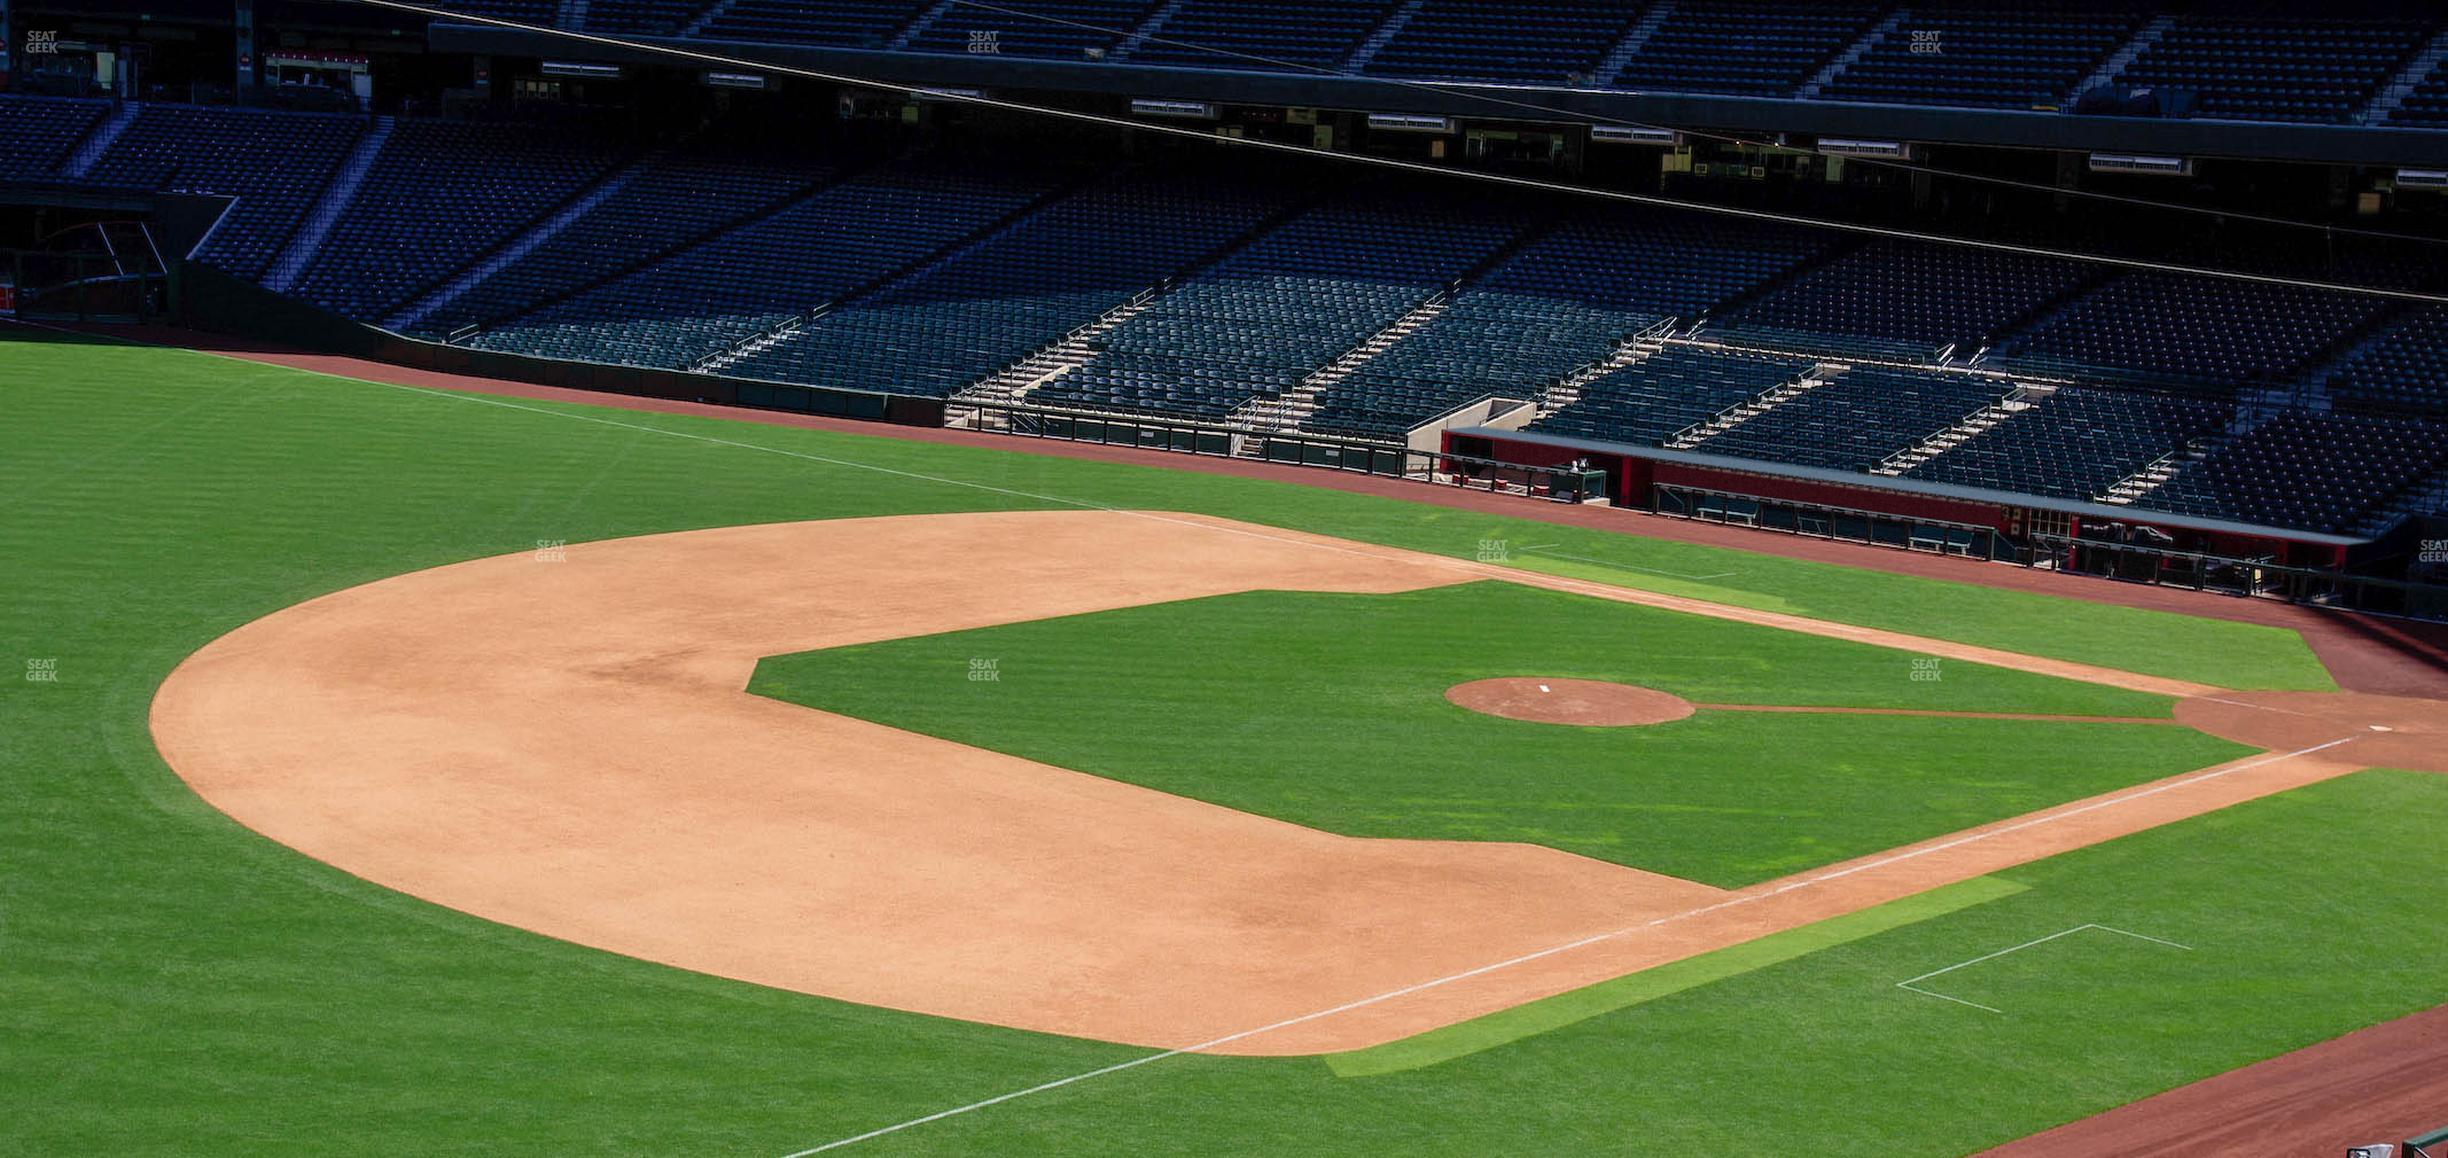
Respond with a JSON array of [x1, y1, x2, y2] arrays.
[[0, 332, 2420, 1156], [754, 582, 2252, 885]]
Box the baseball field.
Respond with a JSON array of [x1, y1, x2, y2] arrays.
[[8, 325, 2448, 1154]]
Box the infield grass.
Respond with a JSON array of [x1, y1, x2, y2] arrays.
[[0, 331, 2420, 1157], [754, 581, 2253, 885]]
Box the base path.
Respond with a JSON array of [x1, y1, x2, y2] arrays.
[[150, 510, 2391, 1055]]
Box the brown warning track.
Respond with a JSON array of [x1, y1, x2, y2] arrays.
[[149, 510, 2397, 1056], [1980, 1003, 2448, 1157]]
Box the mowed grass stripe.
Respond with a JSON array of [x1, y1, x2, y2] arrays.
[[1325, 875, 2033, 1077]]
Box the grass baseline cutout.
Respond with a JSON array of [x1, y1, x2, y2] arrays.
[[1325, 875, 2031, 1078]]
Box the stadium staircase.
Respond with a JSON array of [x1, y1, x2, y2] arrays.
[[2073, 14, 2176, 102], [443, 154, 866, 342], [2362, 27, 2448, 122], [1592, 2, 1676, 87], [678, 0, 739, 38], [948, 288, 1165, 420], [385, 147, 666, 332], [263, 116, 395, 295], [1343, 0, 1428, 72], [694, 171, 1103, 376], [1109, 0, 1191, 61], [2095, 401, 2274, 506], [1230, 291, 1451, 433], [886, 0, 957, 50], [556, 0, 590, 30], [1665, 359, 1848, 450], [1795, 8, 1905, 100], [1870, 381, 2047, 476], [2355, 465, 2448, 538], [59, 102, 142, 181], [1539, 323, 1673, 419]]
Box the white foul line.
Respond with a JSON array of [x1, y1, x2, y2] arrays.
[[1895, 923, 2194, 1015], [116, 338, 2361, 1153], [777, 735, 2354, 1154]]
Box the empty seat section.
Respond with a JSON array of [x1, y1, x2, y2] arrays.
[[470, 160, 1063, 369], [293, 118, 627, 320], [1528, 346, 1819, 446], [411, 140, 828, 337], [1612, 0, 1880, 97], [1036, 187, 1521, 418], [2108, 17, 2431, 124], [585, 0, 708, 34], [1126, 0, 1396, 69], [1722, 239, 2096, 359], [1819, 5, 2147, 109], [1999, 271, 2387, 389], [726, 169, 1292, 396], [1906, 385, 2232, 500], [1364, 0, 1642, 84], [84, 103, 365, 280], [436, 0, 561, 23], [1306, 206, 1832, 438], [696, 0, 929, 47], [2327, 307, 2448, 418], [1698, 366, 2013, 472], [2137, 412, 2448, 532], [2392, 60, 2448, 126], [0, 95, 107, 180], [907, 0, 1158, 58]]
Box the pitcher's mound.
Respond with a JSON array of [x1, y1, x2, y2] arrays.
[[1446, 678, 1697, 727]]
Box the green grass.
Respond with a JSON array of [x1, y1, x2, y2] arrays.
[[1326, 875, 2034, 1077], [0, 332, 2416, 1156], [753, 582, 2251, 885]]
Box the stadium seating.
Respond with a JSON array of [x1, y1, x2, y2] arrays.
[[585, 0, 707, 35], [1528, 346, 1821, 447], [2137, 411, 2448, 533], [1721, 239, 2097, 360], [1611, 1, 1882, 97], [0, 95, 106, 181], [11, 75, 2436, 538], [471, 160, 1068, 369], [2106, 16, 2432, 124], [1818, 6, 2148, 110], [434, 0, 561, 25], [1362, 0, 1642, 84], [2324, 307, 2448, 418], [84, 103, 367, 281], [1124, 0, 1397, 69], [724, 168, 1292, 396], [409, 139, 830, 337], [293, 118, 630, 320], [1304, 206, 1832, 437], [1036, 186, 1521, 417], [695, 0, 928, 47], [1694, 365, 2013, 472], [905, 0, 1158, 59], [1906, 385, 2233, 501], [2392, 61, 2448, 127], [1999, 271, 2388, 389]]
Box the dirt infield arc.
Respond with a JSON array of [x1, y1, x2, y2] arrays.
[[151, 511, 2395, 1055]]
